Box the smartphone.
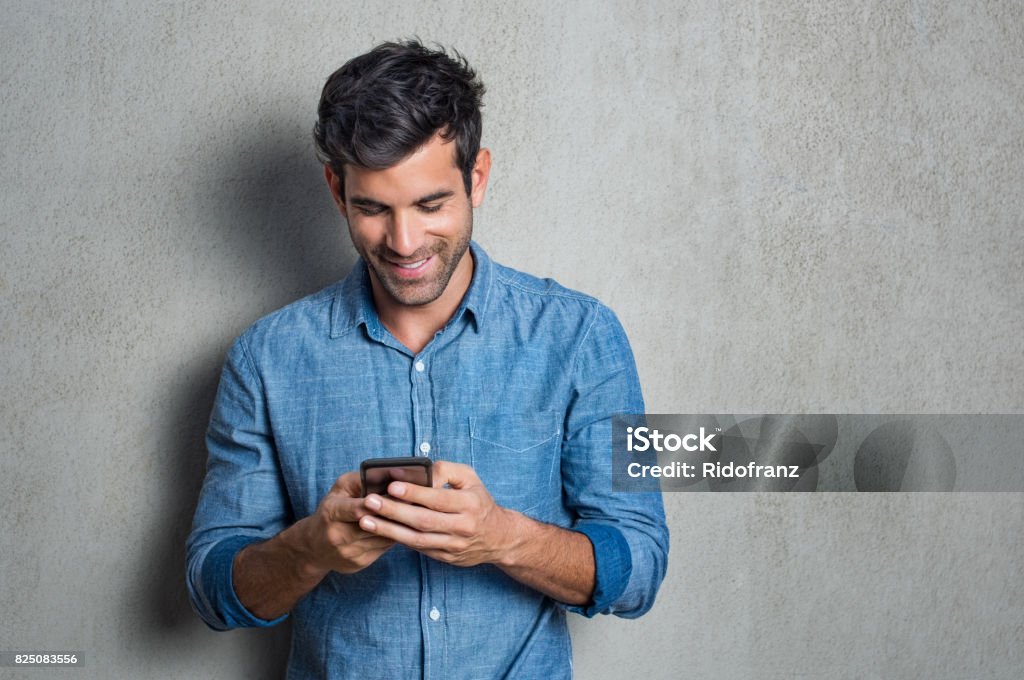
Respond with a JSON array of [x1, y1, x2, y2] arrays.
[[360, 456, 433, 497]]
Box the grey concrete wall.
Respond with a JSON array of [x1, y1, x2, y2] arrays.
[[2, 1, 1021, 678]]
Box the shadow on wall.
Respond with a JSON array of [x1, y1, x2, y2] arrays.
[[133, 119, 356, 677]]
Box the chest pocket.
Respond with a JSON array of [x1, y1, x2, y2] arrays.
[[469, 411, 561, 517]]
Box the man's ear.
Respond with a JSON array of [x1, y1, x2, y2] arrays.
[[469, 148, 492, 209], [324, 165, 348, 220]]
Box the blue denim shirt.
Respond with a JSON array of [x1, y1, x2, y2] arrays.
[[186, 242, 668, 679]]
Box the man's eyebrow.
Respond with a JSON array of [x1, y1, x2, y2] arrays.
[[415, 190, 455, 204], [348, 196, 387, 208], [348, 191, 455, 208]]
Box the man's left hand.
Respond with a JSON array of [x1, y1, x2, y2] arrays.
[[358, 460, 518, 567]]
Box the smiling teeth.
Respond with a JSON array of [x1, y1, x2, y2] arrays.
[[395, 259, 426, 269]]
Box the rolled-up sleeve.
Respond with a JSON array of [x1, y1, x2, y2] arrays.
[[185, 333, 292, 630], [562, 305, 669, 618]]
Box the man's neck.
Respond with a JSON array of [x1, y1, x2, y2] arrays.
[[370, 252, 474, 355]]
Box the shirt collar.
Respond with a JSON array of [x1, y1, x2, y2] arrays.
[[330, 240, 492, 339]]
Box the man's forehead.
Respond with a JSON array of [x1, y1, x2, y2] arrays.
[[343, 137, 461, 202]]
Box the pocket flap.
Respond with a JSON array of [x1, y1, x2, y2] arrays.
[[469, 412, 560, 452]]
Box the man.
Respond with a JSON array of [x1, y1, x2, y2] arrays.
[[186, 40, 668, 679]]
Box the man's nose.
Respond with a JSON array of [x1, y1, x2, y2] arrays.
[[386, 209, 423, 257]]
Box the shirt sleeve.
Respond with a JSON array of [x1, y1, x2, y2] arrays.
[[185, 333, 292, 630], [561, 304, 669, 618]]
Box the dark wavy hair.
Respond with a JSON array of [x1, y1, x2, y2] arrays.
[[314, 40, 486, 196]]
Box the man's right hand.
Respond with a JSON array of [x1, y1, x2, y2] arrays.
[[232, 471, 394, 620], [294, 471, 395, 575]]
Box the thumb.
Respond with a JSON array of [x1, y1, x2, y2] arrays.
[[431, 460, 479, 490], [331, 470, 364, 497], [323, 495, 371, 523]]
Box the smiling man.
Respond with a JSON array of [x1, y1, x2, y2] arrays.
[[332, 131, 482, 352], [186, 40, 668, 679]]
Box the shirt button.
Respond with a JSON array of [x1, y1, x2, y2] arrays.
[[414, 360, 425, 373], [419, 442, 431, 454], [429, 607, 441, 621]]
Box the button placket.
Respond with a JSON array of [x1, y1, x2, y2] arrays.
[[411, 352, 434, 459]]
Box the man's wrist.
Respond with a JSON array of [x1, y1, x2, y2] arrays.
[[279, 517, 331, 582], [492, 508, 532, 569], [488, 509, 597, 606]]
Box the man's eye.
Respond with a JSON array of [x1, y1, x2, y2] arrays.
[[419, 204, 442, 214], [357, 207, 386, 217]]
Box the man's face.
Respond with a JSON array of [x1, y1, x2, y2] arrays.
[[327, 134, 491, 312]]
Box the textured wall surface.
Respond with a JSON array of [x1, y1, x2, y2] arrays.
[[2, 2, 1022, 678]]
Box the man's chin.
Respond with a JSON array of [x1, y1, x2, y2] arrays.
[[378, 278, 445, 307]]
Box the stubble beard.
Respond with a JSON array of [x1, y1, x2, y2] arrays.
[[363, 211, 473, 307]]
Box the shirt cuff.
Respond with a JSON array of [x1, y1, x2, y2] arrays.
[[567, 523, 632, 617], [201, 535, 290, 629]]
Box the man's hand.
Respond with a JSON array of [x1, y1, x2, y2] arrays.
[[357, 461, 516, 567], [358, 460, 596, 606], [232, 471, 393, 620], [294, 471, 395, 575]]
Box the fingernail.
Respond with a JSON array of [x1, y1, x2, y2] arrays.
[[361, 516, 376, 531], [390, 482, 406, 497], [365, 495, 382, 510]]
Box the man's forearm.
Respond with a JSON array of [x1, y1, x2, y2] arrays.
[[232, 519, 329, 621], [495, 510, 595, 606]]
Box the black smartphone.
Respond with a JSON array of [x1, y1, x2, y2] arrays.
[[359, 456, 433, 497]]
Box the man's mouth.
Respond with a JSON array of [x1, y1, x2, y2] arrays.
[[394, 259, 428, 270], [386, 255, 434, 278]]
